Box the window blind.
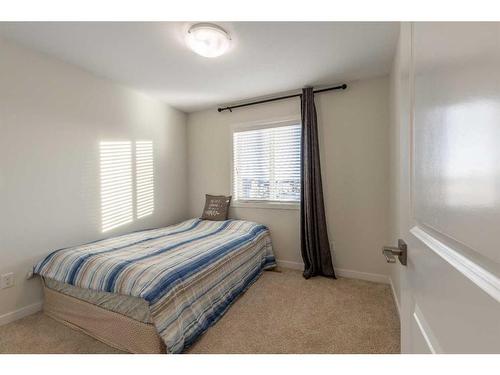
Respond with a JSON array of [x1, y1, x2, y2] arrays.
[[233, 123, 301, 202]]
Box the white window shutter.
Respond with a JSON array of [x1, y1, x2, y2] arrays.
[[233, 124, 301, 202]]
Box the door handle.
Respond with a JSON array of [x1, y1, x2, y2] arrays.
[[382, 239, 407, 266]]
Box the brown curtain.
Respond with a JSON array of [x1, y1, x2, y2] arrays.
[[300, 87, 336, 279]]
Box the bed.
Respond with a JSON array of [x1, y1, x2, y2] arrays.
[[34, 218, 276, 353]]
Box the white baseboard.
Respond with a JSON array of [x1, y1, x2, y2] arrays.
[[276, 260, 303, 270], [0, 301, 43, 326], [276, 259, 390, 284], [336, 268, 390, 284], [389, 277, 401, 318]]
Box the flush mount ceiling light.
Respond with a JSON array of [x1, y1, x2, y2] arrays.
[[186, 23, 231, 58]]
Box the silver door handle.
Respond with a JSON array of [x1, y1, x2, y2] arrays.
[[382, 239, 407, 266]]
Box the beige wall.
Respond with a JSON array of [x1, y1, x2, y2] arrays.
[[0, 38, 189, 320], [388, 23, 411, 309], [187, 76, 391, 278]]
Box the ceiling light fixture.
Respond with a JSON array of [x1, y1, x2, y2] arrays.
[[186, 23, 231, 58]]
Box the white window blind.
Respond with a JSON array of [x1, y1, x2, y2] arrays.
[[233, 123, 301, 203]]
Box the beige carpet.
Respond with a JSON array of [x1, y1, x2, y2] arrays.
[[0, 269, 400, 354]]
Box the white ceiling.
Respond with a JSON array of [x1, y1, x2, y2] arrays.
[[0, 22, 399, 113]]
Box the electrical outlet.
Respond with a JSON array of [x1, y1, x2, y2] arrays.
[[1, 272, 15, 289]]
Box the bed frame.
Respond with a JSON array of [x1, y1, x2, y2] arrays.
[[43, 286, 165, 354]]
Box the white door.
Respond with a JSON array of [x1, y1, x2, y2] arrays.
[[391, 22, 500, 354]]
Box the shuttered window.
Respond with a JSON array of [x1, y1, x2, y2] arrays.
[[233, 123, 301, 203]]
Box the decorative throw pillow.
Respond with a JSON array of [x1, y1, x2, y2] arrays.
[[201, 194, 232, 221]]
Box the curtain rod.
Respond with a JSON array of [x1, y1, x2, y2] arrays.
[[217, 83, 347, 113]]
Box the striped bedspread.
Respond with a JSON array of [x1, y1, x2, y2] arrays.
[[34, 218, 276, 353]]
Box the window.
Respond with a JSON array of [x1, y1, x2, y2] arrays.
[[232, 122, 301, 205], [100, 140, 154, 232]]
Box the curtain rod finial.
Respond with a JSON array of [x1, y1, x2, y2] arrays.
[[342, 84, 347, 89]]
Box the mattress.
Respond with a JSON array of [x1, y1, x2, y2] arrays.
[[44, 277, 152, 323], [35, 218, 276, 353]]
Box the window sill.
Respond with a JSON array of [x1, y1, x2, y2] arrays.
[[231, 201, 300, 210]]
